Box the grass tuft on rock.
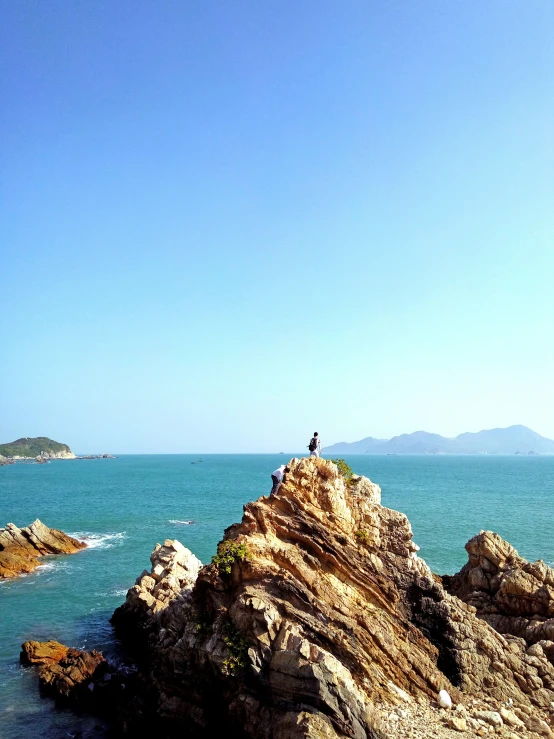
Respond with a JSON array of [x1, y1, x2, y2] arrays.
[[355, 530, 370, 546], [212, 540, 251, 576], [331, 458, 354, 481]]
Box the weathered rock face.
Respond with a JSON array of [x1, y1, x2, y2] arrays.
[[112, 457, 554, 738], [0, 519, 86, 578], [444, 530, 554, 648]]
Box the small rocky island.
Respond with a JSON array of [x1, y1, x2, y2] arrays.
[[21, 458, 554, 737], [0, 520, 86, 578], [0, 437, 77, 460], [0, 437, 115, 464]]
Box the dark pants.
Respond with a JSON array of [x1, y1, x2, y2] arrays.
[[270, 474, 282, 495]]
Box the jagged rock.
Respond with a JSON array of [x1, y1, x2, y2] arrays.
[[39, 649, 106, 701], [444, 531, 554, 651], [109, 457, 554, 738], [0, 519, 85, 578], [21, 641, 106, 703]]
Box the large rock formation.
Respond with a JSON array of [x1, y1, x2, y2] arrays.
[[444, 530, 554, 649], [111, 458, 554, 738], [0, 519, 86, 578]]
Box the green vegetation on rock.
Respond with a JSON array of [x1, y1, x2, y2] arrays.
[[212, 540, 251, 576], [355, 530, 370, 545], [0, 437, 73, 458], [331, 458, 354, 481], [221, 621, 249, 676]]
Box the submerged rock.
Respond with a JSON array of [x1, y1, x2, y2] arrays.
[[0, 520, 86, 578], [109, 457, 554, 737]]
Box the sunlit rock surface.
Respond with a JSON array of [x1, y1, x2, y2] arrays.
[[0, 519, 86, 579], [108, 458, 554, 737]]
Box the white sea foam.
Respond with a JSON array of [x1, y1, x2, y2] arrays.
[[36, 561, 63, 572], [94, 586, 129, 598], [68, 531, 127, 549], [169, 519, 195, 525]]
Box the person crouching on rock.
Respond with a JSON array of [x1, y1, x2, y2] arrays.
[[270, 465, 289, 495]]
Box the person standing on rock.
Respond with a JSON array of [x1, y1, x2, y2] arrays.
[[270, 465, 289, 495], [308, 432, 321, 458]]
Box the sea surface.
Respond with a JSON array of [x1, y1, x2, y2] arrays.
[[1, 454, 553, 738]]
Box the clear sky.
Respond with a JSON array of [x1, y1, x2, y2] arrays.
[[1, 1, 553, 453]]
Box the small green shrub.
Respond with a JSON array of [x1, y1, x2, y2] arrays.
[[221, 621, 249, 676], [355, 529, 370, 545], [212, 540, 251, 576], [195, 615, 211, 637], [331, 458, 354, 481]]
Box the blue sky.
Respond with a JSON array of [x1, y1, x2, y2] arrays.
[[1, 1, 553, 453]]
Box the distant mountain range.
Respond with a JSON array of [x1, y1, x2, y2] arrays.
[[323, 425, 554, 455]]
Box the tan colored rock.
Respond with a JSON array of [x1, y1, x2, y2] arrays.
[[524, 714, 554, 737], [111, 457, 554, 738], [499, 707, 525, 728], [446, 715, 468, 731], [20, 640, 69, 665], [0, 520, 85, 579], [472, 710, 503, 727]]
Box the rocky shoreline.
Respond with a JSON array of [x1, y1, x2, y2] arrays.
[[19, 458, 554, 737], [0, 520, 86, 579]]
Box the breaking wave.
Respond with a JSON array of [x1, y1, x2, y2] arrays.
[[68, 531, 127, 549], [169, 520, 195, 525]]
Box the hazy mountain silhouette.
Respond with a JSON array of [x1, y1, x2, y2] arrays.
[[323, 425, 554, 455]]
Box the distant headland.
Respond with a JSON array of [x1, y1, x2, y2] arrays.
[[0, 437, 76, 462], [323, 424, 554, 455], [0, 437, 114, 465]]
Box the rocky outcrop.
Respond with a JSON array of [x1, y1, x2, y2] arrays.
[[444, 530, 554, 648], [34, 449, 76, 460], [0, 519, 86, 578], [111, 457, 554, 738], [21, 640, 108, 707]]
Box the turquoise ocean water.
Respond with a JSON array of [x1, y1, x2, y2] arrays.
[[1, 454, 553, 738]]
